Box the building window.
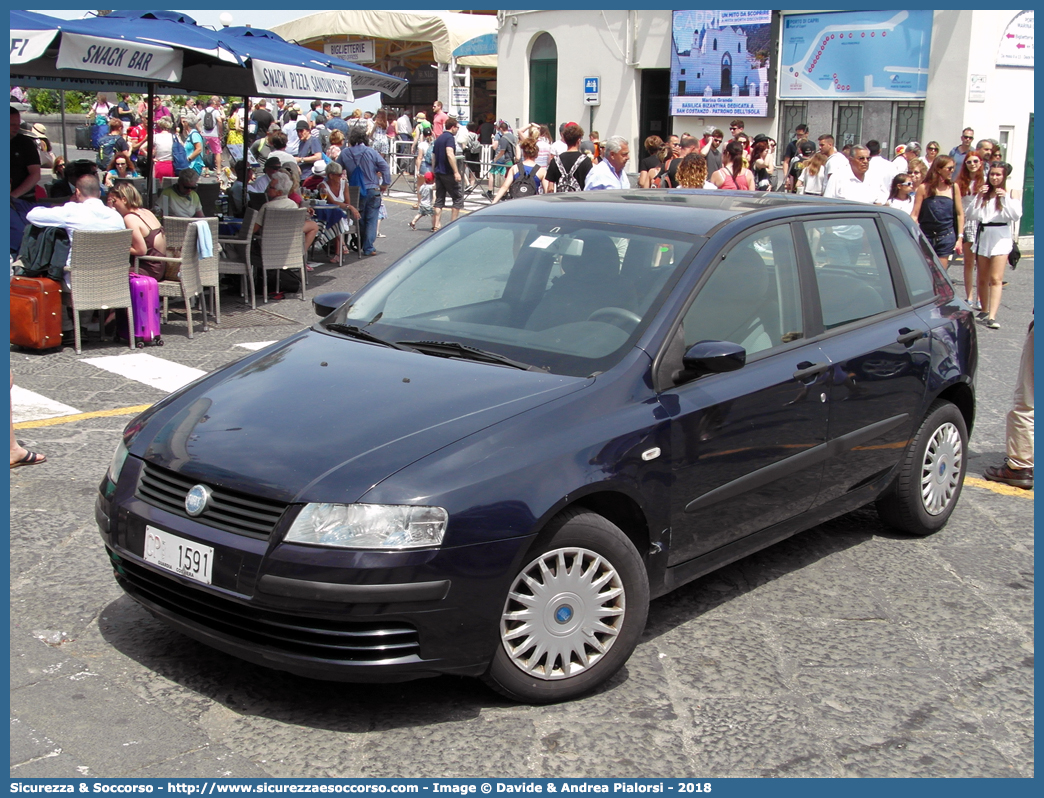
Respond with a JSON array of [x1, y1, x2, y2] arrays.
[[778, 102, 808, 147], [680, 69, 685, 76], [892, 102, 924, 148], [713, 39, 717, 51], [833, 102, 863, 149]]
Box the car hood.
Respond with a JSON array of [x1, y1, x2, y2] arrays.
[[135, 331, 588, 502]]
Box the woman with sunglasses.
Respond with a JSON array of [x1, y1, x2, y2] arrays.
[[885, 173, 915, 215], [924, 141, 941, 167], [956, 153, 987, 304], [104, 154, 140, 189], [970, 162, 1022, 330], [912, 155, 963, 266]]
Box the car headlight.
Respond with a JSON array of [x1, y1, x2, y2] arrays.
[[107, 439, 130, 485], [284, 503, 448, 550]]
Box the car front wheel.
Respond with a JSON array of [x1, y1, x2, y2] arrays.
[[875, 400, 968, 536], [484, 509, 649, 703]]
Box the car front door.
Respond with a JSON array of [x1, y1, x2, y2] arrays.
[[798, 216, 931, 504], [661, 223, 831, 566]]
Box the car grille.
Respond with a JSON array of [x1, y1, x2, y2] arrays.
[[109, 550, 421, 662], [136, 462, 288, 540]]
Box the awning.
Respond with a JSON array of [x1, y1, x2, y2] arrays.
[[10, 10, 185, 83], [270, 10, 498, 69], [452, 33, 498, 59]]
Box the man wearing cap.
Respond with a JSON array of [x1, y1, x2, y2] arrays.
[[156, 168, 205, 219], [337, 127, 391, 256], [892, 141, 921, 172], [327, 106, 349, 137], [293, 121, 323, 180]]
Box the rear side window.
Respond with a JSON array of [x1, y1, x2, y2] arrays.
[[803, 219, 897, 328], [883, 217, 936, 304]]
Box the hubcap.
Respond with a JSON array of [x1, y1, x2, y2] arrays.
[[921, 421, 963, 515], [500, 547, 626, 681]]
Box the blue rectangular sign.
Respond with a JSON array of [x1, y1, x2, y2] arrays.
[[780, 9, 933, 99]]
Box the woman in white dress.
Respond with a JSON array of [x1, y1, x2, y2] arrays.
[[971, 162, 1022, 330]]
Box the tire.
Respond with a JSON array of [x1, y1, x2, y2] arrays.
[[875, 400, 968, 536], [483, 509, 649, 704]]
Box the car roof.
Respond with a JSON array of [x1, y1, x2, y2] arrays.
[[475, 189, 905, 237]]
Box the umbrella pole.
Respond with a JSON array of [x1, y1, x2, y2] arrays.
[[59, 90, 68, 162], [146, 85, 155, 206]]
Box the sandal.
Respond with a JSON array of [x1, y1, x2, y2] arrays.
[[11, 450, 46, 469], [409, 220, 416, 230]]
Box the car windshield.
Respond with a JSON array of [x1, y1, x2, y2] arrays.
[[322, 217, 701, 377]]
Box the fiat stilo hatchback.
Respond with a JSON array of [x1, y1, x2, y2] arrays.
[[97, 191, 976, 703]]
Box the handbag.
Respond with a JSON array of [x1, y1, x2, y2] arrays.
[[1008, 240, 1021, 269]]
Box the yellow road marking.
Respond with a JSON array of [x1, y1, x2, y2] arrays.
[[964, 476, 1033, 499], [14, 404, 152, 430]]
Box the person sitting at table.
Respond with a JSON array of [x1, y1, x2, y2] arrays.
[[226, 161, 248, 219], [247, 156, 287, 209], [156, 168, 205, 218], [106, 182, 168, 281], [104, 154, 140, 189], [252, 170, 319, 262], [317, 161, 361, 261]]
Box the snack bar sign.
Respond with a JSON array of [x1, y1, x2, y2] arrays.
[[252, 58, 354, 103], [56, 31, 182, 82]]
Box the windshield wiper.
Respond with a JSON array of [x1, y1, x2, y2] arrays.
[[325, 323, 416, 352], [400, 340, 547, 372]]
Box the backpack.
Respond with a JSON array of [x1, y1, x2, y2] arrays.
[[97, 134, 122, 169], [509, 164, 540, 199], [465, 133, 481, 157], [344, 151, 370, 198], [15, 225, 70, 283], [171, 134, 191, 172], [203, 107, 215, 131], [552, 154, 587, 193]]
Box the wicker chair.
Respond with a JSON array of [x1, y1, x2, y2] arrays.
[[160, 216, 220, 324], [65, 228, 135, 355], [216, 207, 258, 309], [135, 223, 208, 339], [256, 207, 308, 302]]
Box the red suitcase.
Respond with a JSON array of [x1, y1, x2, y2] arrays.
[[10, 275, 63, 350], [117, 273, 163, 347]]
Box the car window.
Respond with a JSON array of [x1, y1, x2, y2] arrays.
[[333, 219, 699, 377], [382, 226, 517, 318], [883, 217, 936, 304], [682, 225, 803, 357], [804, 219, 897, 328]]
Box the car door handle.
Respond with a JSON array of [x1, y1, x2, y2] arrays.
[[896, 328, 927, 346], [793, 361, 829, 381]]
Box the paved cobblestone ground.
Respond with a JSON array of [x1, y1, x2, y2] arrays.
[[9, 190, 1033, 779]]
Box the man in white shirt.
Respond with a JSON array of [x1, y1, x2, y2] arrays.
[[818, 134, 852, 197], [395, 111, 413, 143], [550, 122, 569, 157], [825, 146, 884, 204], [864, 139, 899, 197], [26, 174, 125, 293], [584, 136, 631, 190]]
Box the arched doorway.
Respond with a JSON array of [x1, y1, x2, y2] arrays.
[[720, 53, 732, 95], [529, 32, 557, 132]]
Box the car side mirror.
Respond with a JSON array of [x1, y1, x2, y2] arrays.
[[677, 340, 746, 382], [312, 292, 352, 317]]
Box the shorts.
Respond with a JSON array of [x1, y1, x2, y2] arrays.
[[434, 172, 464, 209], [204, 136, 222, 155], [490, 164, 509, 176], [923, 228, 957, 259], [418, 205, 434, 217]]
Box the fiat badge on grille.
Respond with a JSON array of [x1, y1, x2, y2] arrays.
[[185, 484, 212, 516]]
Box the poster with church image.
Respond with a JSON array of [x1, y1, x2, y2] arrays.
[[670, 9, 774, 117]]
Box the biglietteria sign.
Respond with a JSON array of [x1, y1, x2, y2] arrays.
[[252, 58, 354, 102], [56, 32, 182, 82]]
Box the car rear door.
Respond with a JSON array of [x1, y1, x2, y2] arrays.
[[797, 216, 931, 505], [660, 223, 831, 566]]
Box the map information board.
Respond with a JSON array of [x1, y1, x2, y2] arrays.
[[780, 10, 932, 99]]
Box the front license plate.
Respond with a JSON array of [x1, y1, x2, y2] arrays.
[[143, 526, 214, 585]]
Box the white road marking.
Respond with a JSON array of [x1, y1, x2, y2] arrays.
[[236, 341, 277, 351], [81, 353, 207, 394], [10, 387, 81, 425]]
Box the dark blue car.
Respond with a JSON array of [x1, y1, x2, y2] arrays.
[[98, 191, 976, 702]]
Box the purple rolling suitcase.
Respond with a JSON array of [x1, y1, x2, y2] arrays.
[[118, 273, 163, 347]]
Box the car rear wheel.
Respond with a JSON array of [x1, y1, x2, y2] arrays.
[[875, 400, 968, 536], [484, 509, 649, 703]]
